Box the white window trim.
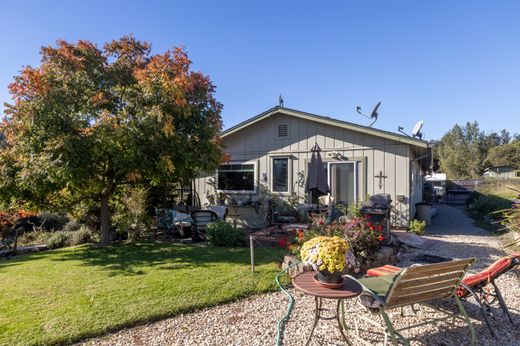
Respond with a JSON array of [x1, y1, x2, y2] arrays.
[[217, 161, 258, 194], [270, 155, 292, 195], [327, 160, 359, 203]]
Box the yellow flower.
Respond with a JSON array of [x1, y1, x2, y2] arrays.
[[300, 236, 349, 272]]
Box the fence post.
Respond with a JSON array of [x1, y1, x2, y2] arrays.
[[250, 235, 255, 273]]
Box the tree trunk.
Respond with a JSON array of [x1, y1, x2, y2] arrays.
[[100, 193, 111, 243], [100, 176, 115, 244]]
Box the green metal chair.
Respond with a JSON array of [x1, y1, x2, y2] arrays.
[[344, 258, 476, 346]]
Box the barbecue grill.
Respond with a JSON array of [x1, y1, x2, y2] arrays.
[[360, 194, 392, 245]]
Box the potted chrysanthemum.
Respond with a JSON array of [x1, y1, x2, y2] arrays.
[[300, 236, 350, 285]]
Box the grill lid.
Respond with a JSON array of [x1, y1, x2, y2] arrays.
[[362, 193, 392, 209]]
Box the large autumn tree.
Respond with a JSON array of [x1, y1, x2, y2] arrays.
[[0, 36, 223, 242]]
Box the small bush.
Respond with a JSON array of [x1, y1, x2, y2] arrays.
[[469, 195, 512, 219], [17, 230, 53, 247], [206, 221, 246, 247], [409, 219, 426, 236], [113, 186, 150, 240], [47, 231, 71, 249], [69, 226, 93, 246], [62, 220, 81, 233]]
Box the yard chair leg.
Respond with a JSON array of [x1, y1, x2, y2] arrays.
[[491, 281, 514, 324], [477, 299, 496, 337], [379, 308, 400, 346], [454, 295, 476, 346]]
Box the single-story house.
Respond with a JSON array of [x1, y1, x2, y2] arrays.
[[194, 106, 430, 228], [483, 166, 519, 179]]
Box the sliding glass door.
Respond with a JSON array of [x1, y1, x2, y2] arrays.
[[327, 161, 358, 206]]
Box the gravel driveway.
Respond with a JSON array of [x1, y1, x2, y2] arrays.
[[81, 205, 520, 346]]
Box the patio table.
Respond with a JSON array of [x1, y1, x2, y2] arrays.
[[292, 271, 362, 345]]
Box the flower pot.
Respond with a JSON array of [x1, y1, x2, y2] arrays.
[[316, 269, 343, 284]]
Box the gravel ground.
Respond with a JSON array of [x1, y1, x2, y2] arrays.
[[80, 206, 520, 346]]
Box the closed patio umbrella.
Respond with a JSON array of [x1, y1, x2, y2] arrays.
[[305, 143, 330, 204]]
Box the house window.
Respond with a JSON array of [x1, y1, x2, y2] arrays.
[[217, 163, 256, 192], [272, 158, 289, 192], [277, 124, 289, 138]]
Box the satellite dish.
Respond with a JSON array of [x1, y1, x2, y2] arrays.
[[412, 120, 424, 139], [355, 101, 381, 127]]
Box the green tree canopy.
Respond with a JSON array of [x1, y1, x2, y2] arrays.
[[0, 36, 223, 242], [485, 141, 520, 168], [437, 122, 485, 179], [436, 122, 518, 179]]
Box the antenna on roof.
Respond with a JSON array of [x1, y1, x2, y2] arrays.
[[397, 120, 424, 139], [355, 101, 380, 126], [397, 126, 409, 137], [278, 94, 284, 107]]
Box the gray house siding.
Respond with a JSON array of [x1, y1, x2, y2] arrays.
[[195, 109, 426, 228]]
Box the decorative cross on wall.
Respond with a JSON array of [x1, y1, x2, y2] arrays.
[[375, 170, 388, 189]]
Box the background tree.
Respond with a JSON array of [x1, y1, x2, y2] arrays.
[[485, 141, 520, 168], [437, 122, 485, 178], [0, 36, 223, 243], [436, 122, 518, 178]]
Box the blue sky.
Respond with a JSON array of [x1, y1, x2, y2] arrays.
[[1, 1, 519, 140]]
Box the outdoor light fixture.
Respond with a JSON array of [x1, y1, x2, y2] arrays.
[[261, 173, 268, 182]]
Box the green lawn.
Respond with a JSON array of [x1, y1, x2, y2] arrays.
[[0, 242, 283, 346]]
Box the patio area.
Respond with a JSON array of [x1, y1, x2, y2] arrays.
[[80, 205, 520, 346]]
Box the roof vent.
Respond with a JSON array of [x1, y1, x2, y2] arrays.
[[278, 124, 289, 138]]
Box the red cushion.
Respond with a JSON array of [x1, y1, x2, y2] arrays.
[[457, 254, 518, 297], [367, 265, 401, 277]]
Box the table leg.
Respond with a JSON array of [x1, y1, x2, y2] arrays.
[[336, 299, 352, 345], [305, 296, 321, 346]]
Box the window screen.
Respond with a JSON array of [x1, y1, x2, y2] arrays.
[[217, 164, 255, 191], [272, 158, 289, 192]]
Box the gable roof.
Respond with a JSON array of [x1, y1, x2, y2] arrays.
[[221, 106, 428, 149]]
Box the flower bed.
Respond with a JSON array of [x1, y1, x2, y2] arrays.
[[284, 212, 397, 276]]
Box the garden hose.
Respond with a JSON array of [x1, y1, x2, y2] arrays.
[[275, 260, 300, 346]]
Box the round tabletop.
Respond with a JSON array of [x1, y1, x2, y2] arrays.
[[292, 271, 363, 299]]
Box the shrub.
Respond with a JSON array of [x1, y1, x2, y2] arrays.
[[62, 220, 81, 233], [47, 231, 71, 249], [346, 201, 363, 218], [342, 216, 384, 267], [469, 194, 512, 220], [495, 187, 520, 233], [206, 221, 245, 247], [409, 219, 426, 236], [17, 230, 53, 247], [113, 186, 150, 240], [69, 226, 93, 246]]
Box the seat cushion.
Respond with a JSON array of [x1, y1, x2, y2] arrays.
[[357, 273, 399, 308], [457, 254, 518, 297], [367, 265, 402, 277]]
